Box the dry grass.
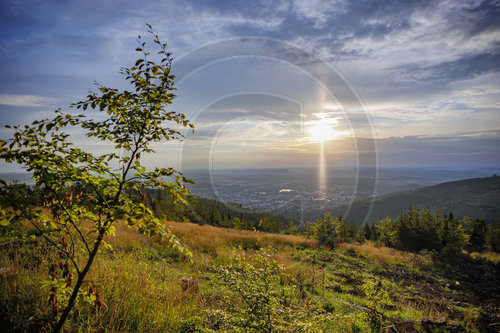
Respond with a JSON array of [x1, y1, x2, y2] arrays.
[[271, 252, 298, 267], [104, 220, 317, 257], [469, 251, 500, 264], [83, 251, 200, 332], [0, 243, 53, 330], [1, 218, 493, 332], [166, 221, 317, 255], [105, 221, 441, 271], [86, 220, 320, 331], [105, 222, 150, 251], [338, 242, 432, 267]]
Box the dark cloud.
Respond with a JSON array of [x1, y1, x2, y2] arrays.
[[392, 47, 500, 85], [224, 0, 432, 40], [456, 0, 500, 36], [379, 133, 500, 167], [430, 48, 500, 81]]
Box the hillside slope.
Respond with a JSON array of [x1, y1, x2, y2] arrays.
[[1, 221, 498, 331], [333, 175, 500, 224]]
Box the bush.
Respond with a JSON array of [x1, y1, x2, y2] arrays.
[[208, 249, 329, 332]]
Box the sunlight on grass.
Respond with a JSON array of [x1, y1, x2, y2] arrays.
[[1, 221, 496, 332], [469, 251, 500, 264], [338, 242, 432, 267]]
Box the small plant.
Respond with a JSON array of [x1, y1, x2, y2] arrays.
[[210, 248, 329, 332], [361, 279, 390, 311], [361, 278, 391, 329]]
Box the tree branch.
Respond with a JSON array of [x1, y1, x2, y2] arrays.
[[27, 217, 81, 275], [58, 202, 92, 255]]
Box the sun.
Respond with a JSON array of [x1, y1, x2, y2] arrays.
[[309, 122, 338, 142]]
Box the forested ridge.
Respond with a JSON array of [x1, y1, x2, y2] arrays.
[[330, 175, 500, 224]]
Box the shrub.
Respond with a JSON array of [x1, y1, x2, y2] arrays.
[[209, 249, 329, 332]]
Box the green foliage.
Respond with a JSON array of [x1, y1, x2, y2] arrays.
[[229, 217, 248, 230], [309, 213, 357, 246], [0, 183, 37, 236], [486, 220, 500, 252], [0, 24, 193, 330], [360, 278, 391, 329], [375, 217, 399, 248], [439, 213, 469, 254], [209, 249, 329, 332], [462, 216, 487, 251], [375, 207, 469, 254], [310, 213, 339, 246], [361, 279, 390, 311]]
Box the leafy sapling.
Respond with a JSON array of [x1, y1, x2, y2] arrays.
[[0, 24, 193, 331]]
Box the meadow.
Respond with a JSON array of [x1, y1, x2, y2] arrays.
[[1, 220, 498, 332]]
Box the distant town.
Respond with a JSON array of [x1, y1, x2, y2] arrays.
[[185, 167, 499, 220]]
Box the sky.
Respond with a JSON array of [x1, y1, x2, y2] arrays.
[[0, 0, 499, 173]]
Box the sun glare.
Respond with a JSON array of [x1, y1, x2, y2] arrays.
[[309, 122, 338, 142]]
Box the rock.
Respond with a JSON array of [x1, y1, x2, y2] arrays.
[[325, 284, 342, 292], [181, 276, 199, 293], [382, 303, 397, 310], [0, 267, 16, 278], [422, 317, 447, 328], [394, 321, 419, 333]]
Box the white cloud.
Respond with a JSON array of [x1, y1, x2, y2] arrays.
[[292, 0, 345, 27], [0, 94, 57, 107]]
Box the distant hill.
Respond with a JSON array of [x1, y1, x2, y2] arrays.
[[332, 175, 500, 225]]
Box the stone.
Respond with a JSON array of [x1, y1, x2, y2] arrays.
[[181, 276, 199, 293]]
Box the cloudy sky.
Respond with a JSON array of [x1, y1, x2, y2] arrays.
[[0, 0, 499, 172]]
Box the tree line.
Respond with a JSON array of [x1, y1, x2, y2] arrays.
[[309, 207, 500, 255], [4, 182, 499, 256], [146, 188, 300, 234], [143, 188, 500, 255]]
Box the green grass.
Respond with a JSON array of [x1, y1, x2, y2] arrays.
[[1, 221, 498, 332]]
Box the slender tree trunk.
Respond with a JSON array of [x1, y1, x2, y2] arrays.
[[53, 231, 104, 332]]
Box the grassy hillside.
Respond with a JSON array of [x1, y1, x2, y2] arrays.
[[332, 175, 500, 225], [1, 221, 498, 332]]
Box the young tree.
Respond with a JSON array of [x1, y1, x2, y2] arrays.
[[0, 24, 193, 331], [311, 212, 341, 247], [375, 217, 400, 249], [439, 213, 469, 254], [486, 220, 500, 252], [462, 216, 486, 251]]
